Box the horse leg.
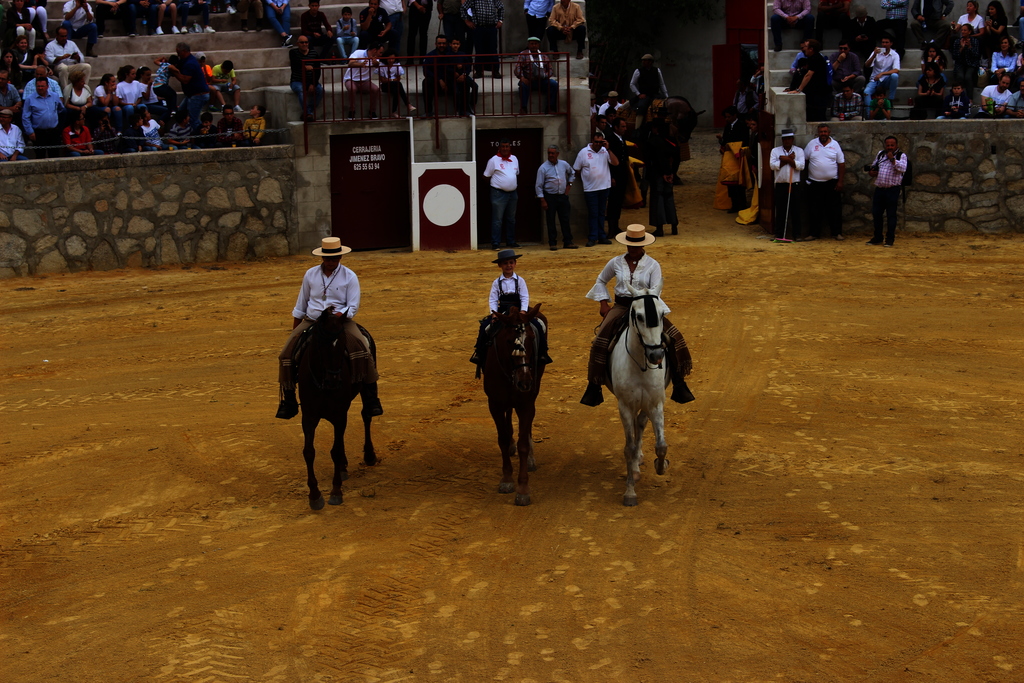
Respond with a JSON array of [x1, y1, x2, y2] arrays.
[[490, 402, 515, 494], [326, 411, 350, 506], [361, 399, 377, 467], [636, 411, 649, 471], [618, 402, 640, 507], [513, 403, 535, 506], [302, 412, 325, 510], [651, 402, 670, 476]]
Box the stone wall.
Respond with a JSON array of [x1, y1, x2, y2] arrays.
[[822, 121, 1024, 235], [0, 146, 297, 277]]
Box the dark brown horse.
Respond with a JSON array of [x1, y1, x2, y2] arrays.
[[482, 304, 546, 506], [297, 307, 378, 510]]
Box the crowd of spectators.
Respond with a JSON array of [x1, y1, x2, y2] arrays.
[[775, 1, 1024, 120]]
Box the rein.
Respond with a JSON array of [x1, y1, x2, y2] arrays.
[[494, 322, 534, 387]]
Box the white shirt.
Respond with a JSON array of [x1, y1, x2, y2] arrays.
[[585, 254, 669, 311], [488, 273, 529, 313], [573, 144, 613, 192], [378, 64, 405, 80], [483, 154, 519, 191], [344, 49, 377, 82], [44, 38, 84, 66], [0, 123, 26, 156], [803, 137, 845, 182], [957, 13, 984, 32], [116, 80, 145, 105], [769, 144, 805, 184], [868, 48, 900, 79], [597, 101, 621, 116], [292, 264, 361, 320], [980, 84, 1014, 107], [63, 0, 94, 31], [380, 0, 404, 14]]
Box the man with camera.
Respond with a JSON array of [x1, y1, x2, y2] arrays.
[[61, 0, 99, 58], [866, 135, 908, 247]]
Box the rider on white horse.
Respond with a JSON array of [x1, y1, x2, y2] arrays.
[[579, 224, 693, 407]]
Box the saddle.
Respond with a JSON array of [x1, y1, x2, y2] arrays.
[[291, 319, 373, 383]]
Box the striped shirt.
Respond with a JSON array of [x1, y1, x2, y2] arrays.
[[872, 151, 907, 188]]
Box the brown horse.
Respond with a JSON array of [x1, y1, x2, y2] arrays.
[[297, 307, 378, 510], [482, 304, 546, 506]]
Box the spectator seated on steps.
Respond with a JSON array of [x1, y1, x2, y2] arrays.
[[208, 59, 241, 112]]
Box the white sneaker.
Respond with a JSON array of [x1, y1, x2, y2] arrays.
[[233, 105, 243, 112], [204, 25, 216, 33], [227, 5, 237, 13], [155, 26, 164, 35], [171, 25, 181, 34]]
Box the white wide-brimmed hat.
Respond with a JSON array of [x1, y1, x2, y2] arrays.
[[615, 224, 656, 247], [312, 236, 352, 256]]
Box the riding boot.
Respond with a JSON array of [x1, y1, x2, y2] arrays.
[[580, 381, 604, 407], [670, 378, 696, 404], [360, 382, 384, 416], [671, 223, 678, 235], [652, 227, 665, 237], [275, 388, 299, 419]]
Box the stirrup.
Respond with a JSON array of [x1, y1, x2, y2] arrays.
[[275, 396, 299, 419], [670, 380, 695, 405], [579, 382, 604, 407]]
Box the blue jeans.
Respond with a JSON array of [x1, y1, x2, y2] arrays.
[[70, 149, 105, 156], [183, 91, 210, 132], [0, 154, 29, 161], [387, 12, 403, 51], [770, 13, 814, 48], [264, 2, 289, 35], [872, 185, 901, 244], [864, 74, 898, 101], [62, 20, 98, 45], [336, 35, 358, 58], [290, 80, 323, 117], [518, 77, 558, 113], [490, 187, 517, 246], [185, 1, 211, 26], [584, 189, 609, 241]]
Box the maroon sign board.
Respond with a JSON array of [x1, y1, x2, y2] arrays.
[[330, 132, 411, 250], [417, 167, 475, 251]]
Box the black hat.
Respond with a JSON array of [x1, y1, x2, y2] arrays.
[[492, 248, 523, 263]]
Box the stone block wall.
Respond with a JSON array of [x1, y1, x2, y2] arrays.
[[811, 120, 1024, 235], [0, 146, 297, 277]]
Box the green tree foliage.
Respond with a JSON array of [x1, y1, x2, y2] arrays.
[[587, 0, 720, 89]]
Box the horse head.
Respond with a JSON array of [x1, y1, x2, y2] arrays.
[[315, 306, 348, 343], [492, 305, 538, 393], [626, 286, 667, 366]]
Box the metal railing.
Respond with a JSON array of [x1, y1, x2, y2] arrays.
[[300, 51, 573, 150]]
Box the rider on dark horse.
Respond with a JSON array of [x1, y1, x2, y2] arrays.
[[579, 224, 694, 407], [471, 248, 551, 370], [276, 237, 383, 419]]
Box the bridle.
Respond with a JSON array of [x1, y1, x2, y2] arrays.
[[494, 321, 534, 390], [626, 294, 666, 372]]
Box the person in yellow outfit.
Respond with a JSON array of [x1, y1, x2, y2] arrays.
[[714, 106, 750, 213], [735, 114, 761, 226], [242, 104, 266, 145]]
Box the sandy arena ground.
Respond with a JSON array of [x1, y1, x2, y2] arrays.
[[3, 133, 1024, 683]]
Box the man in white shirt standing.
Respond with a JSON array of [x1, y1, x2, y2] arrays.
[[45, 27, 91, 93], [768, 128, 805, 241], [483, 139, 521, 251], [863, 35, 900, 102], [276, 237, 382, 420], [573, 130, 619, 247], [802, 123, 846, 241], [61, 0, 98, 57], [343, 41, 384, 119], [379, 0, 405, 53]]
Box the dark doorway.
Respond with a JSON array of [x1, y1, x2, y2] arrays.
[[330, 132, 411, 250], [474, 128, 544, 246]]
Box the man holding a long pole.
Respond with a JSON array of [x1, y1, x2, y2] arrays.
[[768, 128, 805, 242]]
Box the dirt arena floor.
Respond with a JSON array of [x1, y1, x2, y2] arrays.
[[3, 134, 1024, 683]]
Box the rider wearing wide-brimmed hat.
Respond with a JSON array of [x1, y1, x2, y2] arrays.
[[579, 224, 693, 407], [275, 237, 383, 419]]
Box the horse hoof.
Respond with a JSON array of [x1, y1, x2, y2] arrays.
[[364, 452, 377, 466], [498, 482, 515, 494], [310, 495, 325, 510], [623, 495, 638, 507], [328, 494, 343, 505], [515, 494, 532, 506], [655, 458, 670, 475]]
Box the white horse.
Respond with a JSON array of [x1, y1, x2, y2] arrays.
[[607, 285, 671, 506]]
